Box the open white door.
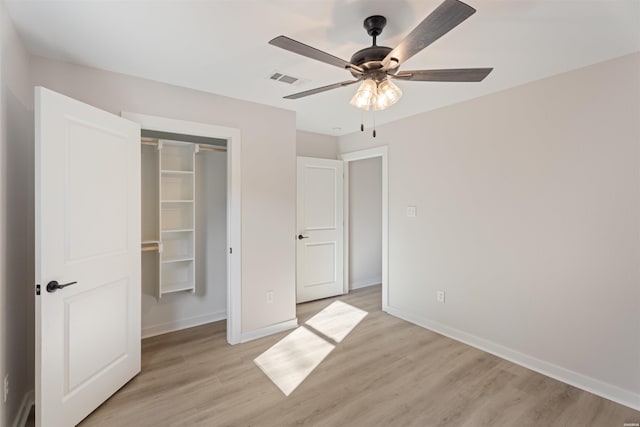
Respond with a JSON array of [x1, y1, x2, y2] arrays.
[[296, 157, 344, 303], [35, 87, 141, 426]]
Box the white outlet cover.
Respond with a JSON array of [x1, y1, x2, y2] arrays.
[[437, 291, 445, 303], [406, 206, 417, 217]]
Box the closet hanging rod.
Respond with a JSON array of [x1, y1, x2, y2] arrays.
[[141, 241, 161, 253], [140, 138, 227, 152], [141, 138, 157, 146], [199, 145, 227, 153]]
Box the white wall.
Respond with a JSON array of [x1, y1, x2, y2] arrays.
[[348, 158, 382, 290], [296, 130, 337, 159], [0, 2, 33, 425], [140, 149, 227, 337], [339, 53, 640, 409], [29, 56, 297, 335]]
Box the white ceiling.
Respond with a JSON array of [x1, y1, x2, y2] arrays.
[[5, 0, 640, 136]]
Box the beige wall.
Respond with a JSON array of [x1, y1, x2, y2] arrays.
[[29, 56, 298, 334], [296, 130, 338, 159], [1, 2, 34, 425], [339, 53, 640, 407], [348, 157, 382, 289]]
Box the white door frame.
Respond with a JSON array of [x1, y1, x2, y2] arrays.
[[339, 146, 389, 310], [122, 112, 242, 345]]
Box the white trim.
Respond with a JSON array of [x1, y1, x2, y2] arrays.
[[350, 280, 382, 290], [339, 146, 389, 310], [12, 390, 34, 427], [385, 306, 640, 412], [121, 112, 242, 345], [240, 318, 299, 343], [142, 310, 227, 339], [342, 161, 350, 295]]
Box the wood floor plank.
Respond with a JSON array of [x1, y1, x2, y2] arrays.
[[69, 285, 639, 427]]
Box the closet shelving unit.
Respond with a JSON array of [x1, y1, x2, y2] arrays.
[[141, 137, 225, 299], [158, 140, 198, 296]]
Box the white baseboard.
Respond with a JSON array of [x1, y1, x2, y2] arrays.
[[240, 318, 298, 343], [384, 306, 640, 412], [142, 310, 226, 339], [12, 390, 34, 427], [350, 279, 381, 290]]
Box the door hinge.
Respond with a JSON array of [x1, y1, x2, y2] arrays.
[[229, 247, 233, 254], [35, 284, 40, 296]]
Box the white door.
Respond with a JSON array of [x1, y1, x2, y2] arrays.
[[296, 157, 344, 303], [35, 87, 141, 427]]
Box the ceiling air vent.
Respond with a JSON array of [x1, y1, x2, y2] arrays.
[[268, 72, 299, 85]]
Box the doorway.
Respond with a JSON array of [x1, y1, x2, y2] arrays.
[[122, 112, 242, 344], [347, 157, 382, 293], [340, 146, 389, 310]]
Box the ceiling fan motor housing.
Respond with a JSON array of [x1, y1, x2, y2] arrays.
[[350, 46, 392, 76], [349, 15, 399, 79]]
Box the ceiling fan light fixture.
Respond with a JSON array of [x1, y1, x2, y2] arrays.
[[271, 0, 494, 119], [374, 79, 402, 110], [350, 79, 377, 110]]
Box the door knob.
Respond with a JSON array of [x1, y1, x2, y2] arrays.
[[46, 280, 78, 293], [298, 234, 310, 240]]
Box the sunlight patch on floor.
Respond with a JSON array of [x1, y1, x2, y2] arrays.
[[254, 300, 369, 396], [305, 300, 368, 343], [254, 326, 335, 396]]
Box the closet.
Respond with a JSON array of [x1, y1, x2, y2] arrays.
[[140, 130, 227, 336]]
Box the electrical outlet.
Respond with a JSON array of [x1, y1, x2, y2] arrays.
[[436, 290, 445, 303], [3, 374, 8, 403], [266, 291, 274, 304]]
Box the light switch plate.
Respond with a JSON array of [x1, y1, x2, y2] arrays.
[[406, 206, 417, 217]]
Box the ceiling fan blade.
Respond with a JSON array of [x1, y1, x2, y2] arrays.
[[393, 67, 493, 82], [283, 80, 361, 100], [382, 0, 476, 69], [269, 36, 362, 73]]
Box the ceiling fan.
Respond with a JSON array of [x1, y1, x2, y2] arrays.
[[269, 0, 493, 113]]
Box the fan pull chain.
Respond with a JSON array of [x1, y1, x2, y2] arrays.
[[373, 109, 377, 138], [360, 110, 364, 132]]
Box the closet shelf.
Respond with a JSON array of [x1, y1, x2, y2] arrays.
[[161, 228, 194, 233], [161, 282, 195, 294], [161, 169, 194, 175], [161, 199, 194, 203], [161, 256, 194, 264]]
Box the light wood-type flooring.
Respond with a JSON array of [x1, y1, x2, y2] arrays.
[[33, 285, 640, 426]]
